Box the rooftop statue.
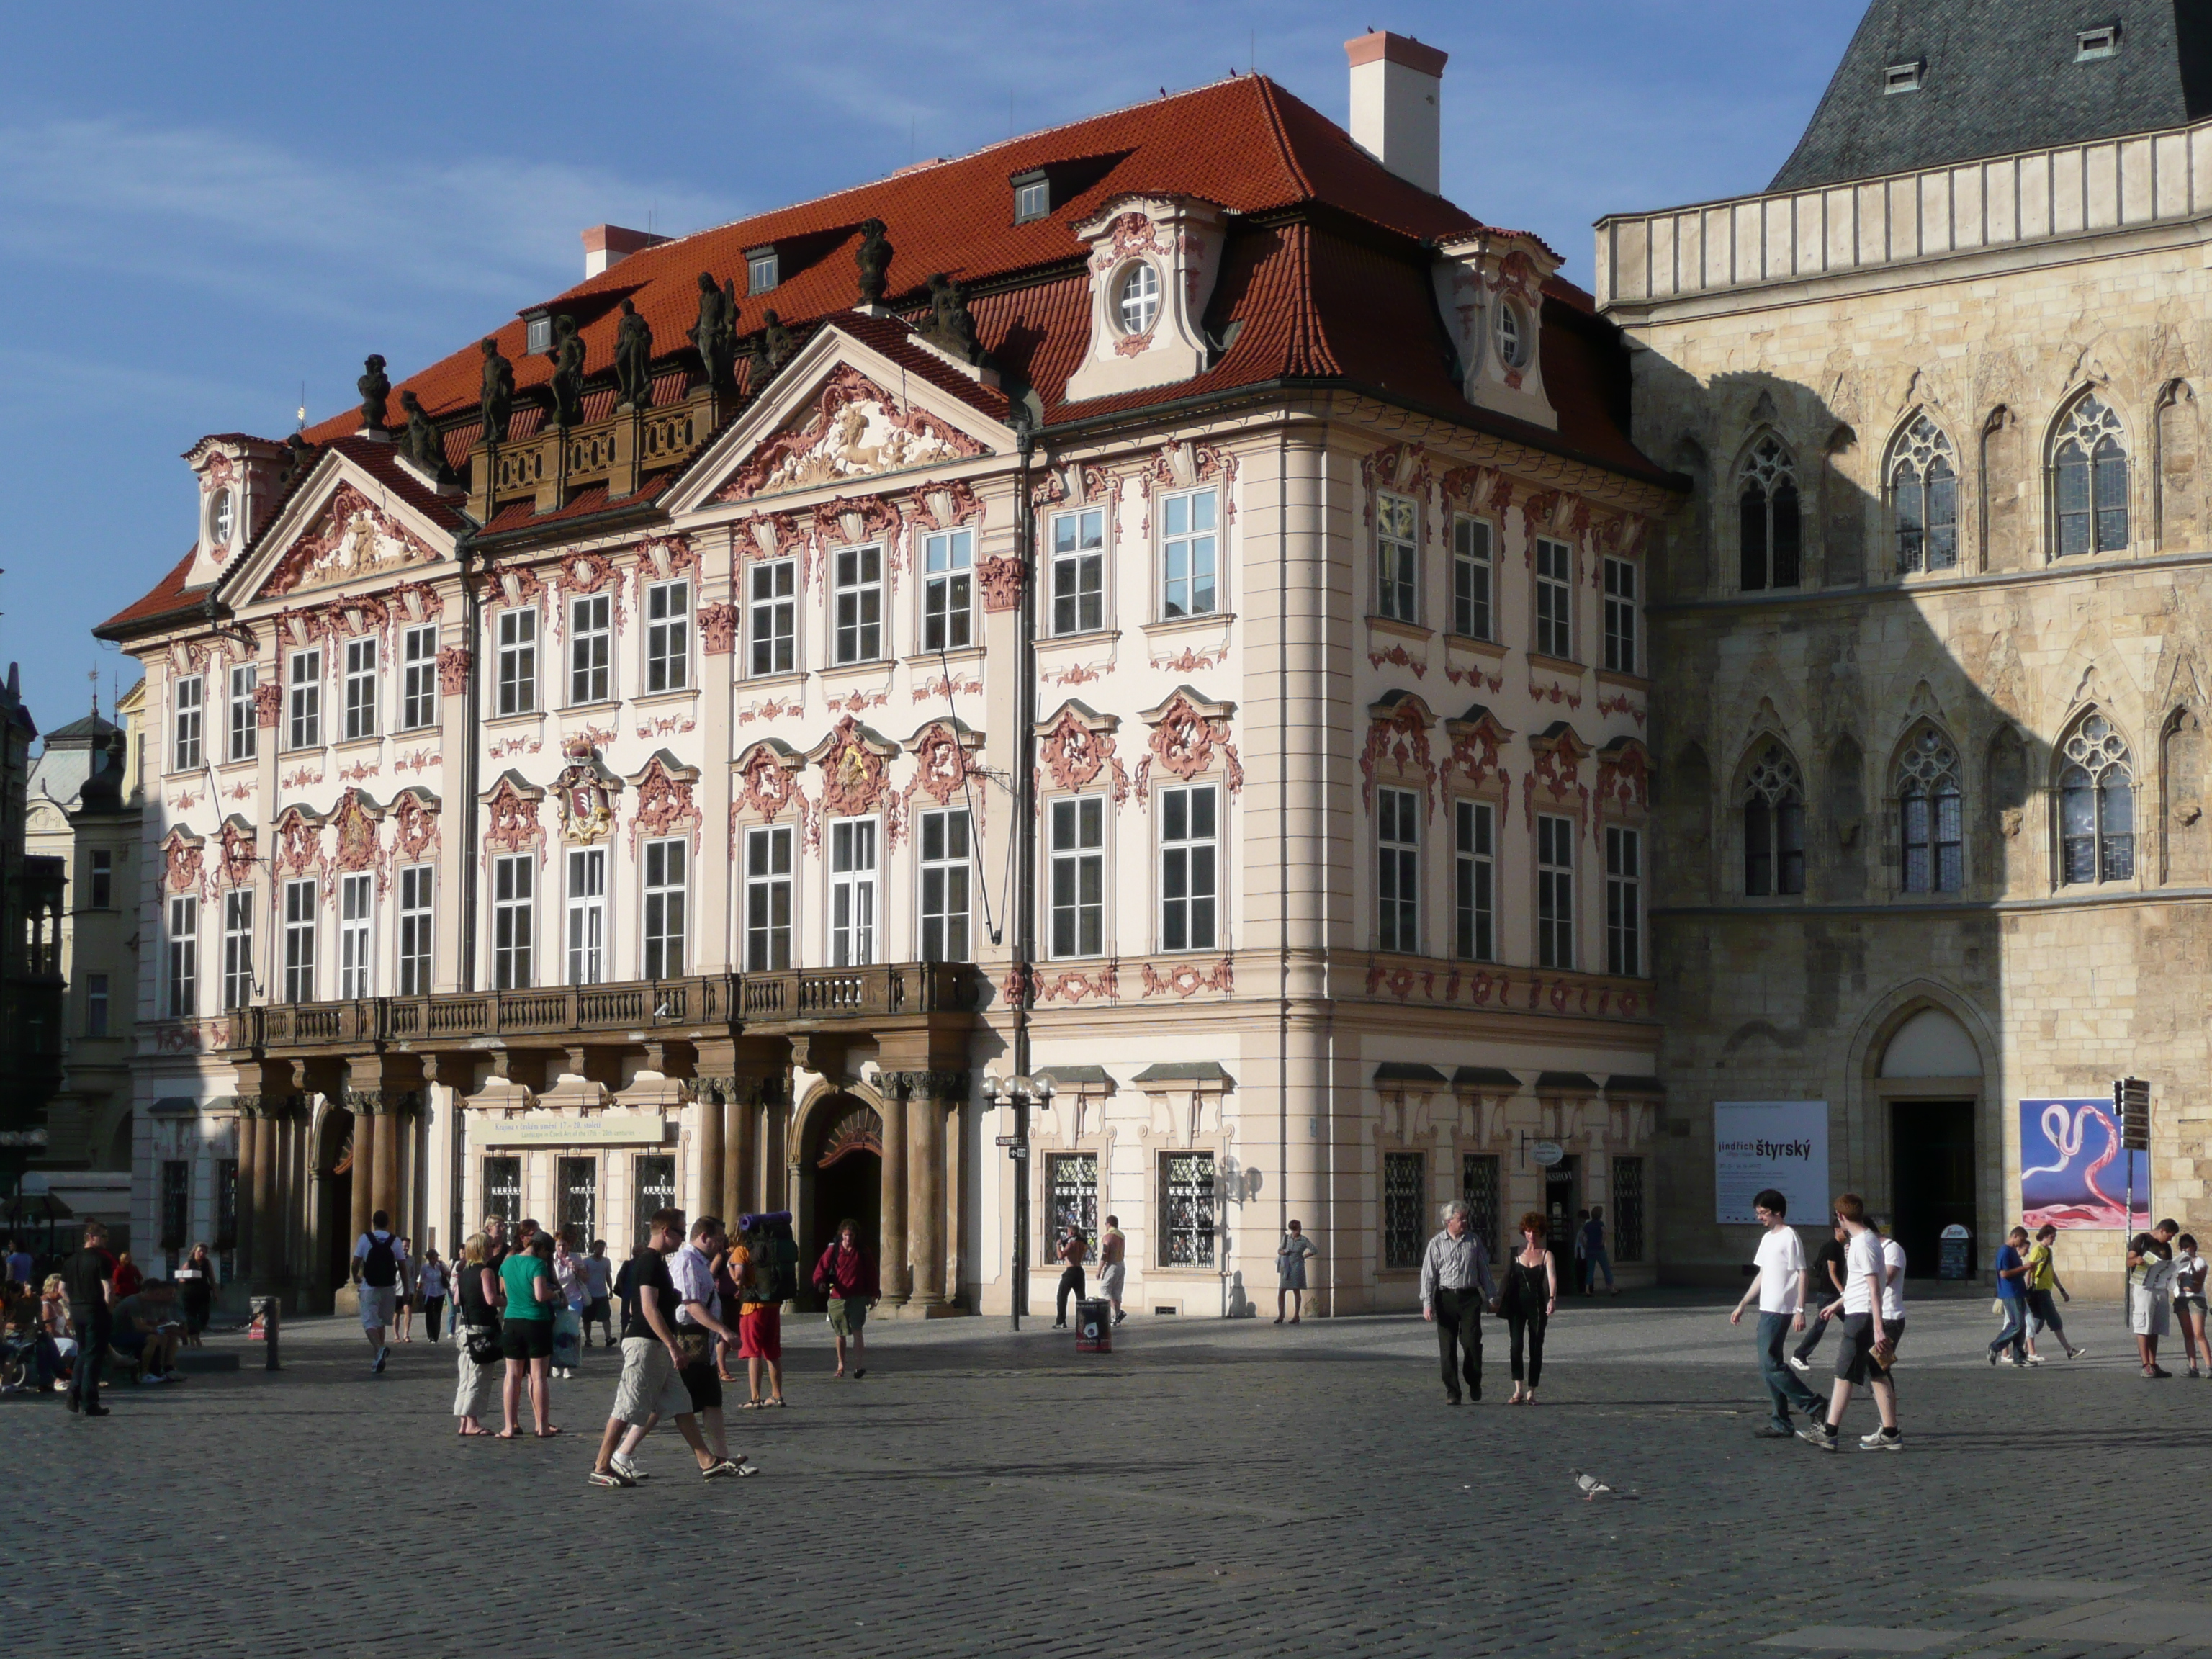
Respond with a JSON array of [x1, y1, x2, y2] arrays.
[[479, 338, 515, 443], [856, 217, 893, 306], [616, 298, 655, 411], [548, 314, 585, 428], [689, 271, 739, 391], [358, 354, 391, 431]]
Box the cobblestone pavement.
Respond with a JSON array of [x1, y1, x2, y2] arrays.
[[15, 1290, 2207, 1657]]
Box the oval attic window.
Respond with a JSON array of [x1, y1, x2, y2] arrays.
[[1117, 263, 1160, 336]]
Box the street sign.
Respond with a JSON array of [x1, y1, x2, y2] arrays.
[[2116, 1076, 2151, 1151], [1532, 1140, 1565, 1167], [994, 1135, 1025, 1147], [1007, 1144, 1029, 1161]]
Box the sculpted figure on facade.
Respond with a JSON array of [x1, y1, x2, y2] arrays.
[[478, 337, 515, 441], [615, 298, 655, 411]]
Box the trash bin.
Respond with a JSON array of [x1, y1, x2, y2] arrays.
[[1075, 1297, 1112, 1353]]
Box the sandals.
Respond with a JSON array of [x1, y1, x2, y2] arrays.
[[740, 1399, 763, 1410], [768, 1397, 787, 1408]]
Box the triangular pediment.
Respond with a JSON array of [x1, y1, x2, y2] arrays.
[[230, 451, 459, 607], [665, 324, 1011, 517]]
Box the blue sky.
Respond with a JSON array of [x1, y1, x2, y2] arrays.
[[0, 1, 1863, 730]]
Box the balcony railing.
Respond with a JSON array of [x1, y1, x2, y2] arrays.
[[225, 962, 982, 1054]]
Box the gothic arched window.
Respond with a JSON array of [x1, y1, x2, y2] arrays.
[[2059, 714, 2134, 884], [1896, 727, 1962, 891], [1889, 415, 1958, 573], [1743, 742, 1806, 896], [2053, 395, 2130, 555], [1738, 437, 1801, 591]]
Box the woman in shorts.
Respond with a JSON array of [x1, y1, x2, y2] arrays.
[[498, 1232, 559, 1437], [2173, 1233, 2209, 1376]]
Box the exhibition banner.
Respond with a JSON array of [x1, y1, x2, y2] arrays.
[[1714, 1101, 1830, 1225], [2020, 1097, 2149, 1230]]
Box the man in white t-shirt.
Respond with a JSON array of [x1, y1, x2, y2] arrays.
[[351, 1210, 409, 1374], [1729, 1188, 1828, 1439], [1799, 1192, 1901, 1452]]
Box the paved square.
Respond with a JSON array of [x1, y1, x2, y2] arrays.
[[15, 1294, 2208, 1656]]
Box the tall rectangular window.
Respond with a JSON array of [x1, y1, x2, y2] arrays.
[[1377, 786, 1420, 953], [282, 877, 316, 1003], [558, 1156, 598, 1243], [1049, 796, 1105, 958], [1611, 1156, 1646, 1263], [829, 818, 878, 967], [400, 625, 438, 730], [493, 853, 534, 989], [1454, 799, 1494, 961], [287, 649, 321, 750], [173, 675, 203, 772], [167, 894, 198, 1018], [483, 1157, 521, 1228], [642, 838, 686, 979], [922, 529, 973, 652], [633, 1154, 675, 1249], [1537, 814, 1575, 970], [90, 849, 113, 909], [397, 866, 433, 996], [1375, 492, 1418, 621], [1452, 516, 1493, 639], [1603, 557, 1638, 674], [645, 581, 689, 693], [1605, 826, 1641, 977], [834, 544, 884, 664], [216, 1159, 238, 1251], [342, 636, 378, 740], [495, 610, 536, 716], [222, 891, 253, 1010], [567, 847, 607, 985], [1047, 1153, 1099, 1259], [1462, 1153, 1502, 1259], [570, 593, 611, 704], [161, 1160, 189, 1251], [338, 871, 372, 999], [744, 825, 793, 971], [918, 808, 971, 962], [1161, 1151, 1216, 1266], [228, 665, 257, 763], [86, 972, 110, 1038], [1051, 508, 1105, 636], [750, 559, 796, 675], [1159, 784, 1217, 951], [1159, 488, 1218, 619], [1534, 537, 1573, 660], [1383, 1150, 1425, 1269]]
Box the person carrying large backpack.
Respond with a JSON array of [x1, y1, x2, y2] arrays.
[[351, 1209, 409, 1373], [734, 1212, 796, 1408]]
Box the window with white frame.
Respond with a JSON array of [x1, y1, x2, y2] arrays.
[[492, 853, 533, 989], [1050, 508, 1105, 636], [749, 559, 796, 676], [1534, 537, 1573, 660], [397, 865, 433, 996], [1603, 557, 1637, 674], [744, 825, 793, 970], [1013, 173, 1051, 223], [829, 818, 878, 967], [495, 610, 536, 716], [1455, 799, 1493, 961], [1537, 814, 1575, 970], [1117, 262, 1160, 336], [400, 624, 438, 731], [747, 246, 778, 293], [570, 593, 611, 704], [86, 973, 109, 1038], [282, 878, 316, 1003], [90, 850, 112, 909], [1452, 516, 1492, 639], [567, 847, 607, 985], [1159, 783, 1218, 951], [642, 838, 686, 979], [1161, 1151, 1215, 1266], [227, 665, 257, 763], [921, 529, 973, 652], [833, 544, 884, 665], [1605, 825, 1640, 976], [1375, 493, 1419, 622], [645, 580, 690, 692], [338, 871, 372, 998], [1048, 796, 1105, 958], [918, 808, 971, 962], [167, 894, 198, 1018], [1377, 786, 1420, 953], [1159, 488, 1218, 619], [342, 637, 378, 741], [222, 891, 253, 1009], [287, 649, 321, 750], [173, 675, 203, 772]]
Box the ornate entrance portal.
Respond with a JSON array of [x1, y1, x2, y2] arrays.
[[806, 1097, 882, 1306]]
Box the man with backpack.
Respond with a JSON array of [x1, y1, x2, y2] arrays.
[[734, 1211, 796, 1408], [351, 1208, 408, 1373]]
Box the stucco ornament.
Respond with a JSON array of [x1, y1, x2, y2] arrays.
[[555, 737, 619, 845]]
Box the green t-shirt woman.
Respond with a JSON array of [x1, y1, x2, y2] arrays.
[[501, 1250, 554, 1320]]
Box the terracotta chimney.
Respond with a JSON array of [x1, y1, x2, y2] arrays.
[[583, 223, 668, 279], [1345, 30, 1447, 196]]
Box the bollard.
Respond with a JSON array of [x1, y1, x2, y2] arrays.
[[248, 1295, 282, 1371]]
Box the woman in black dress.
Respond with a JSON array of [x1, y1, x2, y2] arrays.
[[1502, 1212, 1559, 1406], [175, 1243, 216, 1345]]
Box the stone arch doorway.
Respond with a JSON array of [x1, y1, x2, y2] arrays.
[[802, 1094, 881, 1308], [318, 1104, 357, 1299], [1878, 1005, 1984, 1279]]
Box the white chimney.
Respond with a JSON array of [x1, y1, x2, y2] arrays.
[[1345, 30, 1447, 196], [582, 223, 667, 279]]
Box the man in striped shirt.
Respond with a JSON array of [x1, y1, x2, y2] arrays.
[[1420, 1201, 1498, 1405]]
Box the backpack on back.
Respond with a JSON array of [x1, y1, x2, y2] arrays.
[[361, 1232, 399, 1288], [746, 1218, 799, 1305]]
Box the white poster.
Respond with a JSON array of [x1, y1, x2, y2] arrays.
[[1714, 1101, 1830, 1225]]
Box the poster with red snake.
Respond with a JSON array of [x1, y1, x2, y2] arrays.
[[2020, 1098, 2150, 1231]]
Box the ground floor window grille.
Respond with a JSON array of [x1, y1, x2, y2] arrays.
[[633, 1155, 675, 1249], [483, 1157, 521, 1228], [1161, 1152, 1215, 1267], [1611, 1157, 1646, 1263], [161, 1161, 189, 1251], [557, 1156, 598, 1242], [1462, 1154, 1501, 1260], [1047, 1152, 1098, 1258], [1383, 1151, 1426, 1268]]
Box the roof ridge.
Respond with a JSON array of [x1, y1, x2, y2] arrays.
[[1249, 74, 1318, 203]]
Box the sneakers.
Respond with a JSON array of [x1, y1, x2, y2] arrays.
[[1753, 1424, 1794, 1439], [1858, 1427, 1904, 1450], [610, 1455, 650, 1483], [1112, 1311, 1126, 1326], [1796, 1424, 1838, 1452], [588, 1466, 634, 1488], [2025, 1354, 2046, 1367], [1786, 1355, 1812, 1375], [1052, 1321, 1067, 1329], [2068, 1346, 2087, 1360], [701, 1456, 753, 1480], [372, 1346, 389, 1373]]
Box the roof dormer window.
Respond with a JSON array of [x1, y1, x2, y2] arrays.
[[2077, 23, 2120, 59], [524, 311, 552, 355], [1884, 59, 1925, 94], [1115, 263, 1160, 336], [1012, 170, 1051, 225], [747, 245, 778, 294]]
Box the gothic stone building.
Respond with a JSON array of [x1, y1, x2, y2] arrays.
[[1600, 0, 2212, 1288], [99, 36, 1676, 1316]]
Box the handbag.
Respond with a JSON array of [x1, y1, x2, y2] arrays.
[[674, 1326, 712, 1364], [464, 1325, 500, 1366]]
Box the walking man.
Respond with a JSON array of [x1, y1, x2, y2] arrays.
[[1798, 1193, 1901, 1452], [1053, 1223, 1088, 1329], [1099, 1217, 1128, 1326], [351, 1208, 408, 1372], [812, 1219, 877, 1379], [1989, 1225, 2032, 1367], [1582, 1205, 1616, 1296], [1729, 1189, 1826, 1439], [1572, 1208, 1590, 1295], [63, 1219, 114, 1418], [1419, 1200, 1497, 1405], [666, 1217, 750, 1478], [581, 1240, 616, 1349], [1789, 1220, 1849, 1373], [590, 1208, 750, 1488], [2023, 1223, 2084, 1362]]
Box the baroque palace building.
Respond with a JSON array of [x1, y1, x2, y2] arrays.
[[1601, 0, 2212, 1288], [99, 34, 1678, 1317]]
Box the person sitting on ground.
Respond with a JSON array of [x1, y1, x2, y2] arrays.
[[111, 1280, 185, 1383]]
